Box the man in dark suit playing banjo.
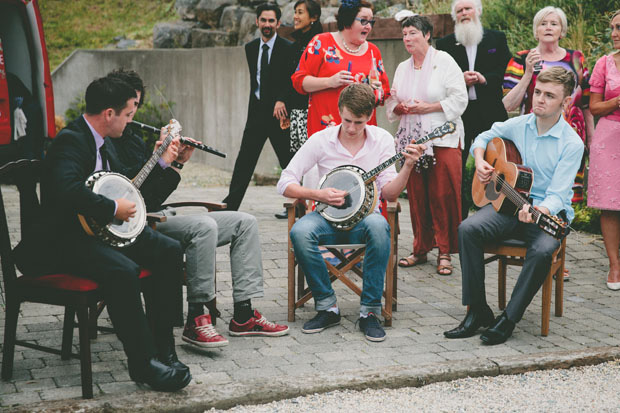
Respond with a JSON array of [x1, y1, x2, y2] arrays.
[[277, 84, 424, 342], [444, 67, 584, 345], [31, 76, 191, 391]]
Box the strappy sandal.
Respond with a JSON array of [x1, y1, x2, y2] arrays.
[[436, 254, 453, 276], [398, 253, 427, 268]]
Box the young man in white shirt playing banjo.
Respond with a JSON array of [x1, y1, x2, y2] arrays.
[[277, 83, 425, 341]]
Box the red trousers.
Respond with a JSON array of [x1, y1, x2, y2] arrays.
[[406, 146, 462, 256]]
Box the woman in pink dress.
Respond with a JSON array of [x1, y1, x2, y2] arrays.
[[588, 9, 620, 290]]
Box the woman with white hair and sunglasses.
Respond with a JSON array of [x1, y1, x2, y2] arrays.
[[503, 6, 593, 208]]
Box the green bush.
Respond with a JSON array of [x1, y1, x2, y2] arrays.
[[571, 198, 601, 234], [64, 92, 175, 152]]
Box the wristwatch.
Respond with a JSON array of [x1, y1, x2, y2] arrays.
[[171, 161, 184, 170]]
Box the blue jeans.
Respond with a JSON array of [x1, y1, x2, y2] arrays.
[[289, 212, 391, 315]]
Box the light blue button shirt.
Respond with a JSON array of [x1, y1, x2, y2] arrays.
[[470, 113, 584, 222]]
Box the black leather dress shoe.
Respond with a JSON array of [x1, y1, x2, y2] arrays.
[[275, 209, 288, 219], [159, 350, 189, 373], [444, 304, 495, 339], [480, 312, 515, 345], [128, 357, 192, 392]]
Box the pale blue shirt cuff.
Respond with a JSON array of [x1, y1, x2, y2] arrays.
[[113, 200, 118, 216], [158, 159, 169, 169]]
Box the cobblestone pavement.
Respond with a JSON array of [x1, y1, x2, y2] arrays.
[[0, 162, 618, 410]]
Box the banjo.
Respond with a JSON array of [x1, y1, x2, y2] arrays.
[[77, 119, 182, 247], [316, 121, 456, 230]]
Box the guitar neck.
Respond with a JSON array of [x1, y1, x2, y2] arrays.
[[132, 133, 173, 188], [361, 122, 455, 183]]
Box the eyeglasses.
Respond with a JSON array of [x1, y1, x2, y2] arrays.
[[354, 17, 376, 27]]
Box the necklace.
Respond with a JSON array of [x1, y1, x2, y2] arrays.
[[340, 33, 363, 54]]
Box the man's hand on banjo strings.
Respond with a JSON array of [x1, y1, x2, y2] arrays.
[[317, 187, 348, 207], [115, 198, 137, 222]]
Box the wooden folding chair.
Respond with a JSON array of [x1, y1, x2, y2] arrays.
[[483, 237, 566, 336], [285, 199, 400, 326]]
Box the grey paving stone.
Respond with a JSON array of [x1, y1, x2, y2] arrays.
[[0, 391, 43, 407]]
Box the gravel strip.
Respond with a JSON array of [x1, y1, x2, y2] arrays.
[[210, 360, 620, 412]]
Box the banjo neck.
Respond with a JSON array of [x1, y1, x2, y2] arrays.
[[361, 121, 457, 184], [132, 120, 181, 188]]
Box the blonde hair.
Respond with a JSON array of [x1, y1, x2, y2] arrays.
[[611, 9, 620, 22], [533, 7, 568, 40], [536, 66, 575, 98]]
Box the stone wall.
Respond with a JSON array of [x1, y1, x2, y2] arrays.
[[52, 40, 413, 176], [153, 0, 451, 48]]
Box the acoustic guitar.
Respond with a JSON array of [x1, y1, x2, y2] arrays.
[[471, 137, 569, 240]]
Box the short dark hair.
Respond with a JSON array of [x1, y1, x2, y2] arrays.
[[338, 83, 375, 117], [294, 0, 322, 21], [401, 15, 433, 43], [107, 68, 145, 108], [84, 76, 136, 115], [536, 66, 576, 99], [336, 0, 373, 31], [256, 3, 281, 21]]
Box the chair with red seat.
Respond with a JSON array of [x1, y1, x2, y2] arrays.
[[0, 159, 101, 398]]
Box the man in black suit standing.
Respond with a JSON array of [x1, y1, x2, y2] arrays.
[[436, 0, 511, 216], [37, 76, 191, 392], [223, 2, 294, 217]]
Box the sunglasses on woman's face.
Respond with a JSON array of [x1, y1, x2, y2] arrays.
[[355, 17, 376, 27]]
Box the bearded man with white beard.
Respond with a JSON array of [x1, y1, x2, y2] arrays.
[[436, 0, 511, 217]]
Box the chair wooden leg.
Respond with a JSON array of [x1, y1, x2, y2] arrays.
[[541, 272, 552, 336], [76, 306, 94, 399], [1, 298, 20, 380], [61, 307, 76, 360], [498, 258, 507, 310], [384, 264, 393, 328], [88, 303, 98, 339], [555, 262, 564, 317], [288, 246, 296, 322]]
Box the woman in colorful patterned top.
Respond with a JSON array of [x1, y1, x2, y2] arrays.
[[503, 6, 593, 204], [588, 10, 620, 290], [291, 0, 390, 138]]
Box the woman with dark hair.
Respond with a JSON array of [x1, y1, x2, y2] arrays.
[[386, 14, 467, 275], [289, 0, 323, 154], [291, 0, 390, 138]]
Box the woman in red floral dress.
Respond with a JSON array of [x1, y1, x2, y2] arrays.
[[291, 0, 390, 137]]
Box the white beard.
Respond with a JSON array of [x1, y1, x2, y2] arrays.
[[454, 20, 484, 47]]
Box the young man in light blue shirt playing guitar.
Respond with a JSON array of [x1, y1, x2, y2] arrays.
[[444, 66, 584, 345]]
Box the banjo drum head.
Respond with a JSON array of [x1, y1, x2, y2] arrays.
[[91, 173, 146, 240], [318, 167, 366, 222]]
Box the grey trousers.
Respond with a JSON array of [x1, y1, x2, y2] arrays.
[[155, 210, 264, 304], [458, 204, 560, 323]]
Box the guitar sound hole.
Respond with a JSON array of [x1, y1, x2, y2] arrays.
[[495, 174, 505, 193]]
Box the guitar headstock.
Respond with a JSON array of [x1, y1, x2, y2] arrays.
[[538, 214, 570, 240], [165, 119, 182, 138]]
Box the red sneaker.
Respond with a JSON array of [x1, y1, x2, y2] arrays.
[[228, 310, 289, 337], [182, 314, 229, 348]]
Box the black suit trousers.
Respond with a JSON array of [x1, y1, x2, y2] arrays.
[[60, 226, 184, 362], [224, 96, 292, 211]]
